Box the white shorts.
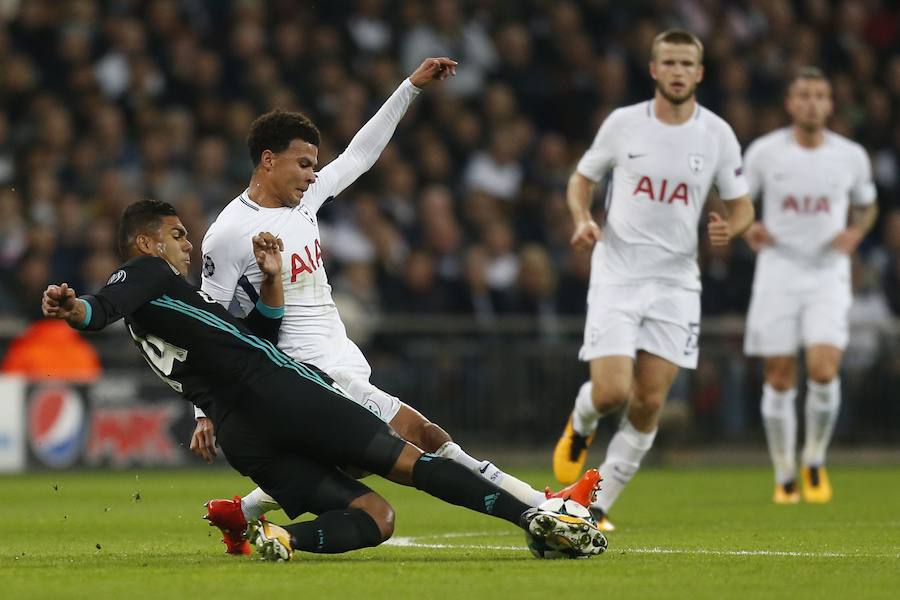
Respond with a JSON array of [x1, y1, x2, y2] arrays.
[[580, 281, 701, 370], [744, 286, 851, 356], [282, 313, 402, 424], [317, 339, 402, 424]]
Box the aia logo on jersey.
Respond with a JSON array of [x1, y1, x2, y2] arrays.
[[633, 176, 689, 206], [202, 254, 215, 277], [290, 239, 324, 282], [782, 195, 830, 214], [107, 270, 126, 285], [688, 154, 705, 174]]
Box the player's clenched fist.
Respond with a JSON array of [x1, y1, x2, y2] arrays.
[[252, 231, 284, 277], [42, 283, 77, 318], [742, 221, 774, 252], [570, 219, 603, 251], [707, 212, 732, 246]]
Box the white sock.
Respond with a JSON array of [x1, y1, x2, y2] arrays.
[[592, 418, 656, 513], [802, 378, 841, 467], [437, 442, 545, 506], [761, 384, 798, 485], [241, 488, 281, 521], [572, 381, 600, 436], [476, 460, 547, 507]]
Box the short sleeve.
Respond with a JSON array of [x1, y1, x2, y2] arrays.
[[742, 138, 764, 201], [714, 123, 749, 201], [849, 145, 877, 206], [576, 110, 622, 182], [200, 222, 253, 307]]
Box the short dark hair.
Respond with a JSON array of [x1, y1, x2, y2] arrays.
[[117, 200, 178, 258], [247, 110, 321, 167], [789, 66, 828, 87], [651, 29, 704, 62]]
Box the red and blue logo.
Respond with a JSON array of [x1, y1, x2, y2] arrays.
[[28, 386, 85, 469]]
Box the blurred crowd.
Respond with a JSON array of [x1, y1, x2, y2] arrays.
[[1, 0, 899, 328]]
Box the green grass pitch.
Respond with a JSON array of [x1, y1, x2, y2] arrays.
[[2, 465, 897, 599]]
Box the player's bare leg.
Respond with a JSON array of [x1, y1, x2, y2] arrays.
[[590, 352, 678, 528], [761, 355, 800, 503], [801, 344, 842, 503], [554, 356, 633, 484]]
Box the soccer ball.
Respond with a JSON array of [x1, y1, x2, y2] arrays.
[[525, 498, 606, 559]]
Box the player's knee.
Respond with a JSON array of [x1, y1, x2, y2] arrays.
[[764, 360, 796, 391], [766, 376, 794, 392], [631, 393, 664, 420], [353, 493, 395, 542], [591, 380, 628, 412], [420, 421, 452, 454], [807, 362, 838, 385]]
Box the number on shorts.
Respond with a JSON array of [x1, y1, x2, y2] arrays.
[[684, 322, 700, 355]]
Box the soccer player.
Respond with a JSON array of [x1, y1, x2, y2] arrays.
[[194, 57, 592, 552], [551, 29, 755, 530], [40, 200, 607, 561], [742, 67, 877, 504]]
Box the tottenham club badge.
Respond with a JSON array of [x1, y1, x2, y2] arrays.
[[688, 154, 705, 174]]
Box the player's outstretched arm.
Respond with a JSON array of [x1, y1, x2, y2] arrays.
[[309, 57, 457, 208], [708, 195, 755, 246], [567, 171, 603, 251], [408, 57, 458, 88]]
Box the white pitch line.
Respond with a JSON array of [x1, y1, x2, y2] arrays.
[[384, 533, 899, 559]]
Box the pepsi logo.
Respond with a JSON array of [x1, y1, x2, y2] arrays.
[[29, 386, 86, 469]]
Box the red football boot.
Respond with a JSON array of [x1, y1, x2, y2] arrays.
[[544, 468, 602, 508], [204, 496, 251, 555]]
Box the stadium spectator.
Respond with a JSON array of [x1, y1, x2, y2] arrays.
[[0, 0, 897, 326]]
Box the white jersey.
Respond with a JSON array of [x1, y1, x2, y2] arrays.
[[577, 100, 748, 291], [201, 78, 421, 360], [744, 128, 876, 292]]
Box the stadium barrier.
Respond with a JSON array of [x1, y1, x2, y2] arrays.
[[1, 315, 897, 472]]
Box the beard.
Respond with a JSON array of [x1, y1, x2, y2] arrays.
[[656, 80, 696, 105]]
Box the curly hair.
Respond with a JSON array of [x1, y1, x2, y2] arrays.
[[247, 109, 321, 167]]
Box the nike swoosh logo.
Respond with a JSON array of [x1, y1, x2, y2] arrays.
[[627, 153, 647, 159], [478, 463, 490, 474]]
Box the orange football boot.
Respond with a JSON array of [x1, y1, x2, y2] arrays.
[[545, 468, 602, 507], [204, 496, 251, 555]]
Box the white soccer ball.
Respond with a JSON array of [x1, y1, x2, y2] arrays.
[[525, 498, 601, 559]]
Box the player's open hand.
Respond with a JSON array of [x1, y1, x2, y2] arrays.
[[570, 220, 603, 251], [41, 283, 77, 319], [189, 417, 217, 463], [743, 222, 773, 252], [409, 57, 457, 88], [707, 212, 732, 246], [253, 232, 284, 277], [831, 227, 864, 255]]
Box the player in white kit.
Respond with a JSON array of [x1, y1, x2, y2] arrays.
[[551, 29, 755, 530], [742, 68, 877, 504], [191, 58, 597, 554]]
